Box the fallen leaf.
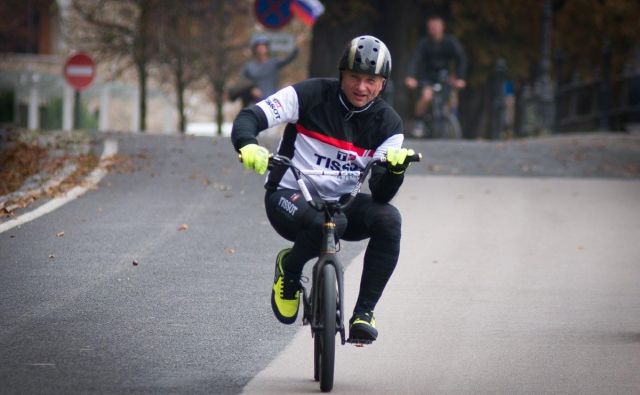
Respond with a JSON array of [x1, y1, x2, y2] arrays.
[[56, 231, 65, 238], [224, 247, 236, 255], [178, 224, 189, 231], [132, 259, 139, 266], [48, 254, 55, 260]]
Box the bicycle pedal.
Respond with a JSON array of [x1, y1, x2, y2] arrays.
[[346, 338, 373, 347]]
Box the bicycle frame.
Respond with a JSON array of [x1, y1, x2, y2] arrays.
[[302, 207, 347, 345]]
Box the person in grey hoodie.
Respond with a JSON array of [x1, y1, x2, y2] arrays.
[[242, 34, 306, 105]]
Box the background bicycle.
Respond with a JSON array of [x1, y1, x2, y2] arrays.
[[409, 70, 462, 140]]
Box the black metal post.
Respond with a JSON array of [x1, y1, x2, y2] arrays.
[[492, 58, 507, 139], [539, 0, 554, 133], [599, 40, 612, 131], [554, 50, 565, 131], [73, 90, 81, 130]]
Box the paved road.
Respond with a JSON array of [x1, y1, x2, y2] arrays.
[[244, 176, 640, 394], [1, 133, 639, 394], [1, 134, 357, 394]]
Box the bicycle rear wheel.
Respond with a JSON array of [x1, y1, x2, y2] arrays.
[[313, 263, 337, 392]]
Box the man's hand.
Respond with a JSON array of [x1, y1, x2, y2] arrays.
[[239, 144, 269, 175], [404, 77, 418, 90], [250, 87, 263, 99], [450, 78, 466, 89], [295, 32, 308, 47], [386, 147, 416, 174]]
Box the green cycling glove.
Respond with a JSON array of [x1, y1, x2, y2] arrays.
[[239, 143, 269, 175], [386, 147, 416, 174]]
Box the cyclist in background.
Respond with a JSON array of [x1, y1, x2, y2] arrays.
[[405, 14, 467, 135], [231, 36, 416, 343]]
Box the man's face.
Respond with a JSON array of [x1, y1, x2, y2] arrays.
[[427, 18, 445, 41], [254, 44, 269, 60], [340, 71, 385, 108]]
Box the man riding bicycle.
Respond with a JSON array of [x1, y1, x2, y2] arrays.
[[405, 14, 467, 135], [231, 35, 415, 343]]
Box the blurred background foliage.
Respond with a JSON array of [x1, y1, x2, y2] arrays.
[[1, 0, 638, 137]]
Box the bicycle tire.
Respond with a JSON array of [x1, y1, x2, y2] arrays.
[[318, 263, 337, 392], [314, 333, 320, 381], [441, 113, 462, 139]]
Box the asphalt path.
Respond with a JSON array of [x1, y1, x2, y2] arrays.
[[244, 176, 640, 394], [1, 132, 639, 394], [0, 134, 366, 394]]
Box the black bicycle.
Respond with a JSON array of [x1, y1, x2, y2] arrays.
[[266, 152, 421, 392], [410, 69, 462, 140]]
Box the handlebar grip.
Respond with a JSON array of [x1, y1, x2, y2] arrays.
[[407, 153, 422, 163]]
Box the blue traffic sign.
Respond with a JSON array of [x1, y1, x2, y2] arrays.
[[254, 0, 293, 29]]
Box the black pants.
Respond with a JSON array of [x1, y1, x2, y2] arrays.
[[265, 189, 402, 314]]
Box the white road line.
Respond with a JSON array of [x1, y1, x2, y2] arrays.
[[0, 139, 118, 234]]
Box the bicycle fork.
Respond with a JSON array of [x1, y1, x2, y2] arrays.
[[301, 222, 347, 345]]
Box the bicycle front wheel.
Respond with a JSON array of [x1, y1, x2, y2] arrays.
[[441, 113, 462, 139], [315, 263, 337, 392]]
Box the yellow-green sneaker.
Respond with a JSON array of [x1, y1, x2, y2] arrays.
[[349, 311, 378, 342], [271, 248, 301, 324]]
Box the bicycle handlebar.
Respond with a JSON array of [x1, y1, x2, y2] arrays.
[[239, 151, 421, 212]]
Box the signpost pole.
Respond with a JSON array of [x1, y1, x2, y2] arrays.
[[63, 84, 73, 131], [74, 90, 81, 129]]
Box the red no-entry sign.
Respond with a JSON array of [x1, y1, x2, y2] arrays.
[[64, 53, 96, 91]]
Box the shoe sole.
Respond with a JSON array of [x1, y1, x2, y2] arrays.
[[349, 323, 378, 341]]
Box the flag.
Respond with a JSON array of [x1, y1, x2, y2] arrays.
[[290, 0, 325, 26]]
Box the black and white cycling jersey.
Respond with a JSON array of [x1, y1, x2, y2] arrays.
[[232, 78, 405, 202]]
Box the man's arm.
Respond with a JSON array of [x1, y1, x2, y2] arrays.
[[450, 36, 467, 80], [406, 38, 426, 78], [276, 47, 299, 69], [369, 133, 405, 203], [405, 38, 426, 89], [231, 85, 301, 151], [231, 107, 268, 151]]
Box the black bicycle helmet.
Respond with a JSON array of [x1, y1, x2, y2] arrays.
[[338, 35, 392, 79]]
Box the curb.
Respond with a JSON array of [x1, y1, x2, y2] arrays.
[[0, 138, 118, 234]]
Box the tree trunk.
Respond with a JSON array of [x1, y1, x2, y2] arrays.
[[136, 61, 147, 132], [214, 0, 226, 136], [175, 55, 186, 133], [136, 0, 150, 132], [215, 83, 224, 136]]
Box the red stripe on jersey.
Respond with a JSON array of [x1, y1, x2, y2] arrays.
[[295, 123, 374, 157]]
